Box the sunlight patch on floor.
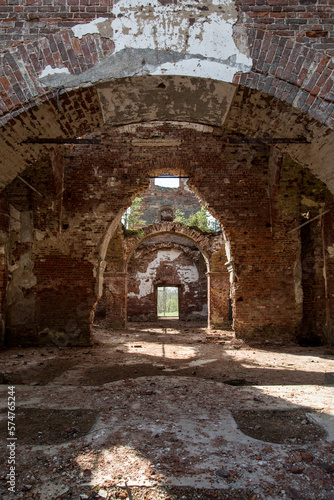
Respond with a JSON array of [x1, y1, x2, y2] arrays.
[[124, 342, 197, 359]]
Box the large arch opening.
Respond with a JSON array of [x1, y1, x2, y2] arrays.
[[96, 218, 229, 334], [1, 4, 334, 497], [0, 79, 333, 347], [127, 235, 208, 324]]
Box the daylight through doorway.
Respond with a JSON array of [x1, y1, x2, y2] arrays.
[[157, 286, 179, 319]]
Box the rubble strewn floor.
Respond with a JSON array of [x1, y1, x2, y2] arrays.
[[0, 321, 333, 500]]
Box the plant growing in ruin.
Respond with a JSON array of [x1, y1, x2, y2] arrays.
[[122, 197, 146, 230]]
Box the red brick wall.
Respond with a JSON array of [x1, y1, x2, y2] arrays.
[[2, 122, 333, 345], [137, 179, 202, 226], [127, 242, 207, 322], [233, 0, 334, 127], [0, 1, 333, 128]]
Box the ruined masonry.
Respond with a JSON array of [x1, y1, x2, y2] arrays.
[[0, 0, 334, 347]]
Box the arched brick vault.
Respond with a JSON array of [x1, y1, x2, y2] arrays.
[[101, 223, 229, 328], [123, 223, 225, 271], [0, 0, 333, 129], [0, 0, 333, 193], [1, 115, 334, 347], [0, 0, 334, 347], [0, 78, 334, 195]]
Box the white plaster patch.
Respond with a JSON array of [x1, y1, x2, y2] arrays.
[[39, 65, 71, 78], [71, 17, 108, 39], [150, 58, 242, 83], [327, 245, 334, 258], [71, 0, 252, 82], [129, 249, 182, 298], [177, 265, 199, 292]]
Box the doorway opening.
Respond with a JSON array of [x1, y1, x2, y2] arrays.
[[157, 286, 179, 319]]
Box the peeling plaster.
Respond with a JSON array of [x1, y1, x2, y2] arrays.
[[177, 265, 199, 293], [41, 0, 251, 88], [106, 0, 252, 79], [129, 249, 182, 298], [71, 17, 109, 39], [129, 248, 200, 298], [39, 65, 70, 78]]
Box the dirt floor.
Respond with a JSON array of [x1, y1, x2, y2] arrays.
[[0, 321, 334, 500]]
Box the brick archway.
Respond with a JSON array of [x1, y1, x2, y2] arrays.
[[2, 116, 333, 346], [0, 1, 333, 131], [100, 222, 230, 329], [123, 222, 225, 271]]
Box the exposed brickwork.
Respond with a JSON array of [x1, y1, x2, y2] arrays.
[[323, 209, 334, 346], [137, 179, 202, 226], [233, 33, 334, 128], [0, 0, 333, 129], [0, 3, 333, 348], [120, 222, 226, 327], [127, 242, 207, 322], [0, 198, 8, 344], [0, 31, 115, 120], [2, 122, 328, 345], [0, 1, 332, 53], [31, 255, 96, 346]]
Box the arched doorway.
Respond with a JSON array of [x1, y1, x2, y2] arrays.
[[98, 221, 229, 330], [126, 234, 209, 323], [1, 81, 334, 346]]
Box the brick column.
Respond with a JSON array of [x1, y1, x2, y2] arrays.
[[207, 271, 231, 329], [104, 272, 128, 329]]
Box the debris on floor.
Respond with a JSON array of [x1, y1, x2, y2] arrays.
[[0, 322, 333, 499]]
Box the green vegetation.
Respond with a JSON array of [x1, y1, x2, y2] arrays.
[[122, 197, 146, 230], [174, 206, 220, 232], [157, 286, 179, 317]]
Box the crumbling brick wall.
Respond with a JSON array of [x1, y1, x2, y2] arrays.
[[127, 238, 208, 322], [137, 178, 202, 226], [1, 119, 333, 346]]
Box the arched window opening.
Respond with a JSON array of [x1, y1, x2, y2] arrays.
[[159, 206, 174, 222]]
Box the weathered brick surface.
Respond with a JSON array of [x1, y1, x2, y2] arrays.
[[121, 222, 226, 327], [3, 122, 328, 345], [127, 241, 208, 322], [138, 179, 202, 226], [0, 3, 333, 348], [0, 0, 333, 129]]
